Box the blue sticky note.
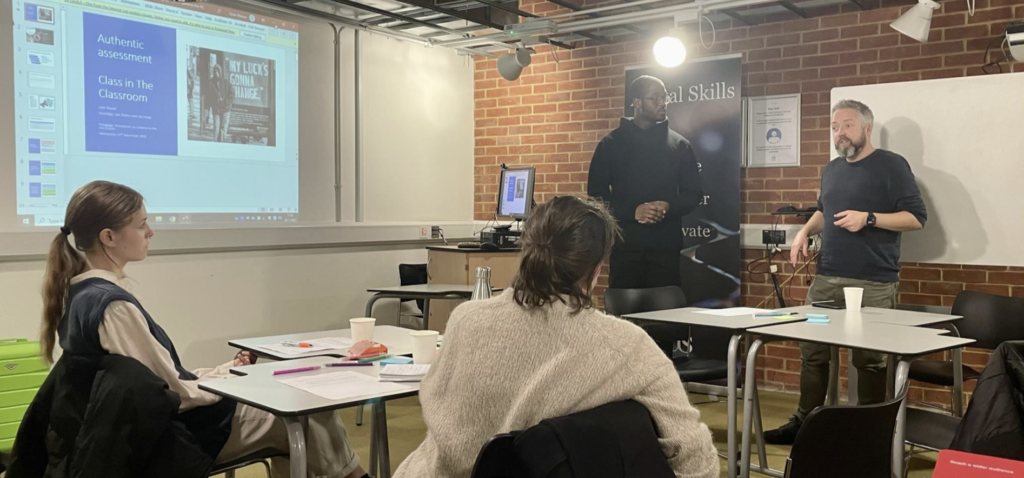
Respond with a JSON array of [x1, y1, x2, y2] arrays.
[[379, 357, 413, 366]]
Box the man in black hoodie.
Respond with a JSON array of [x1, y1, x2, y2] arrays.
[[587, 75, 703, 288]]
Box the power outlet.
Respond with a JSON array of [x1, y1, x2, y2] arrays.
[[762, 229, 786, 246], [419, 226, 442, 240]]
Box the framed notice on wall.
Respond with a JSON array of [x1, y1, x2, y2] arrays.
[[745, 94, 800, 168]]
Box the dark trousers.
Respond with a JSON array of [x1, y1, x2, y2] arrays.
[[796, 274, 899, 419], [608, 250, 680, 289]]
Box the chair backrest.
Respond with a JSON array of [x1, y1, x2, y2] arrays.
[[602, 287, 731, 361], [604, 287, 688, 357], [470, 434, 519, 478], [398, 264, 428, 309], [785, 394, 904, 478], [603, 286, 686, 317], [952, 291, 1024, 350], [471, 400, 673, 478]]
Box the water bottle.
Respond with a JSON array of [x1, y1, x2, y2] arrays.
[[470, 266, 492, 301]]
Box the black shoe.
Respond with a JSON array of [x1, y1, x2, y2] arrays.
[[763, 415, 802, 445]]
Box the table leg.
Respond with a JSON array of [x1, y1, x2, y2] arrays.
[[827, 346, 840, 406], [740, 338, 765, 478], [892, 359, 912, 478], [752, 386, 768, 471], [365, 293, 384, 318], [376, 400, 393, 478], [952, 347, 964, 416], [281, 416, 308, 478], [422, 299, 431, 331], [727, 334, 740, 478], [368, 403, 378, 477], [886, 355, 897, 400]]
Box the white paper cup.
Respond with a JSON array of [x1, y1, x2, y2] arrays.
[[844, 287, 864, 310], [410, 330, 440, 364], [350, 318, 376, 343]]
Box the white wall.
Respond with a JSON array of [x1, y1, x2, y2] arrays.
[[0, 245, 427, 368], [342, 31, 476, 223]]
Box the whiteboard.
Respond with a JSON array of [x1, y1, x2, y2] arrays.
[[832, 73, 1024, 267]]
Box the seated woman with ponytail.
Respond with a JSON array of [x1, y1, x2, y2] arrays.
[[393, 196, 719, 478], [38, 181, 370, 478]]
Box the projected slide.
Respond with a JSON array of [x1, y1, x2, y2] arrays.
[[11, 0, 301, 227]]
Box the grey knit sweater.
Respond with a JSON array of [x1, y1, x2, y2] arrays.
[[393, 289, 720, 478]]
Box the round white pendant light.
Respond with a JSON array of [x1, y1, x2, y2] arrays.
[[653, 36, 687, 68]]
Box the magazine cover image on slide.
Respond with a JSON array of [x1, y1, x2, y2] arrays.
[[187, 46, 276, 146]]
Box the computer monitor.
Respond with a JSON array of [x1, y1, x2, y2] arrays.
[[496, 167, 535, 220]]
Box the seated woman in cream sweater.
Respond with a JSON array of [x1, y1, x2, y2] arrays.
[[394, 196, 719, 478]]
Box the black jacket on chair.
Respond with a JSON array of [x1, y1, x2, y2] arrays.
[[7, 354, 222, 478], [950, 341, 1024, 460], [512, 400, 675, 478]]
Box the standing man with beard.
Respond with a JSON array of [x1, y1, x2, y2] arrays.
[[764, 99, 928, 444], [587, 75, 704, 289]]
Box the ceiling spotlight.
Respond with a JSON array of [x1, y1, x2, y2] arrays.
[[891, 0, 941, 43], [497, 48, 533, 81], [653, 34, 686, 68]]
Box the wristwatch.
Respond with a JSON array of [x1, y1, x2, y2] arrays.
[[866, 212, 877, 228]]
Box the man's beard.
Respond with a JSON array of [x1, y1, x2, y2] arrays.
[[835, 134, 865, 159]]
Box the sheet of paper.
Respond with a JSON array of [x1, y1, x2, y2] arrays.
[[258, 343, 334, 356], [380, 364, 431, 376], [257, 337, 355, 356], [306, 337, 355, 349], [694, 307, 775, 317], [277, 371, 409, 400]]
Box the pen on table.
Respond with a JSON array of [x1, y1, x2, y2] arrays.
[[282, 341, 312, 348], [755, 312, 799, 317], [326, 362, 373, 367], [357, 354, 393, 363], [273, 365, 321, 376]]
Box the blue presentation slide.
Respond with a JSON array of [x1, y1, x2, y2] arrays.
[[83, 13, 178, 156], [11, 0, 301, 227]]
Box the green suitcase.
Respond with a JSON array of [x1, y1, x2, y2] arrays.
[[0, 339, 47, 454], [0, 404, 29, 425]]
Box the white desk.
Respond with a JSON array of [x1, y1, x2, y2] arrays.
[[780, 305, 962, 327], [199, 356, 419, 478], [230, 325, 420, 360], [365, 284, 494, 331], [740, 320, 975, 478], [780, 306, 964, 411], [623, 307, 808, 478]]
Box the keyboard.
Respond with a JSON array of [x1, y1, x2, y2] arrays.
[[457, 242, 482, 248]]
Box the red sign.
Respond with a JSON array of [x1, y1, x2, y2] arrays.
[[935, 450, 1024, 477]]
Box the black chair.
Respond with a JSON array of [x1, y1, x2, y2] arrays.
[[398, 263, 428, 329], [784, 392, 905, 478], [471, 400, 672, 478], [471, 434, 519, 478], [208, 449, 285, 478], [603, 287, 729, 383], [904, 291, 1024, 453], [908, 292, 1024, 413]]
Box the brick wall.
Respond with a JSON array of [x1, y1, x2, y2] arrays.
[[473, 0, 1024, 408]]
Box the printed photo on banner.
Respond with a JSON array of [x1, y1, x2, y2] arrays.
[[187, 46, 277, 146]]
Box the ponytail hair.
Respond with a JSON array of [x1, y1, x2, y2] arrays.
[[512, 196, 620, 313], [40, 181, 144, 363]]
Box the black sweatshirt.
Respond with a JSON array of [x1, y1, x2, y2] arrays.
[[816, 149, 927, 283], [588, 118, 704, 253]]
